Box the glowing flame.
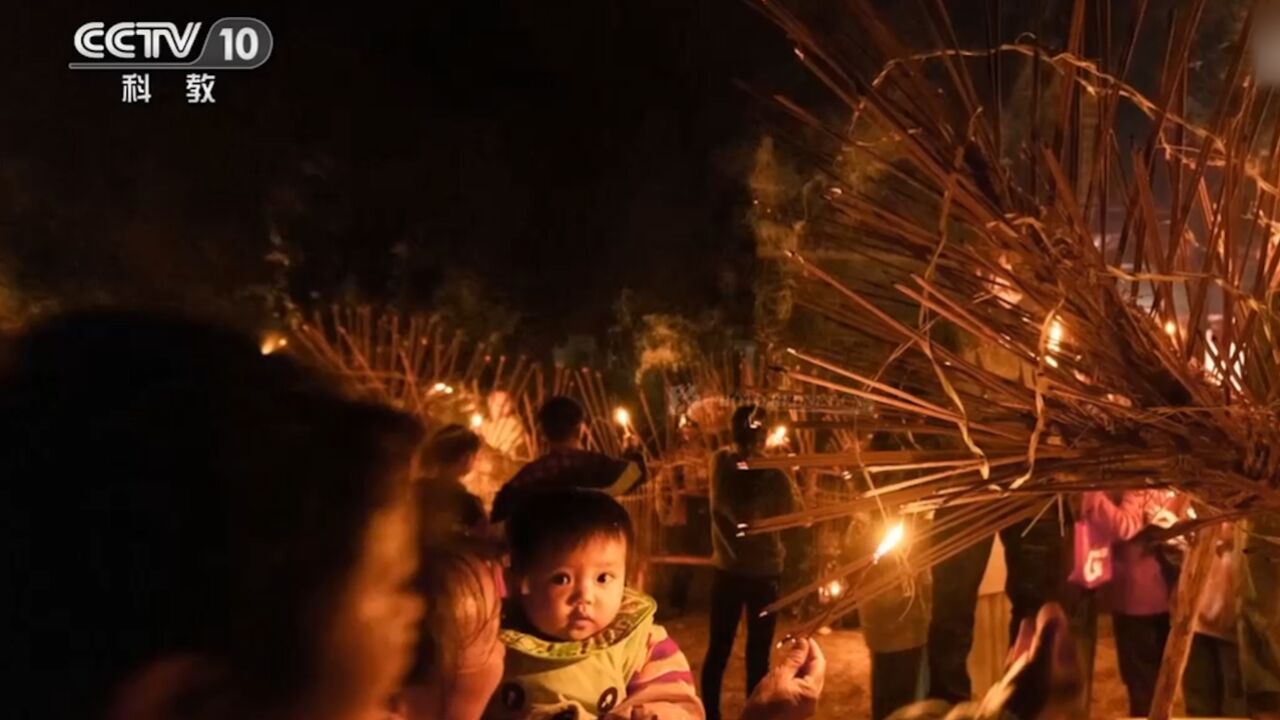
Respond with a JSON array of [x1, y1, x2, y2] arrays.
[[1204, 331, 1245, 390], [825, 580, 845, 598], [678, 413, 689, 429], [260, 333, 288, 355], [1163, 320, 1178, 337], [430, 382, 455, 395], [873, 521, 906, 563], [1043, 317, 1064, 368], [470, 413, 484, 429], [614, 407, 632, 428], [766, 424, 789, 448]]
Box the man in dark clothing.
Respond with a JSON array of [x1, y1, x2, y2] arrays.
[[701, 405, 802, 720], [490, 396, 641, 523], [926, 508, 1067, 704]]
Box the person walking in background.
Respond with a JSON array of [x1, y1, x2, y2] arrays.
[[701, 405, 803, 720], [490, 395, 641, 523]]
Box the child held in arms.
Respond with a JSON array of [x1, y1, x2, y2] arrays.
[[488, 488, 703, 720]]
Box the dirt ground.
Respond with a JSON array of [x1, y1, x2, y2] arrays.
[[661, 610, 1139, 720]]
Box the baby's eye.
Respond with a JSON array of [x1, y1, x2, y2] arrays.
[[596, 572, 614, 584], [551, 573, 571, 586]]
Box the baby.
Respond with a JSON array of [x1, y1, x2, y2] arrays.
[[488, 488, 702, 720]]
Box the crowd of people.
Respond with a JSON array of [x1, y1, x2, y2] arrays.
[[3, 311, 822, 720], [8, 309, 1280, 720]]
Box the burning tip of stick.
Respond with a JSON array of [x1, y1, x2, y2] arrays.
[[873, 521, 906, 564], [260, 333, 288, 355], [614, 407, 632, 428], [765, 424, 789, 448]]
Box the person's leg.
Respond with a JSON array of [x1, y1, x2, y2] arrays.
[[872, 646, 927, 720], [1113, 613, 1171, 717], [742, 574, 781, 696], [701, 570, 745, 720], [1215, 636, 1248, 718], [1241, 513, 1280, 718], [926, 507, 994, 703], [1063, 585, 1097, 719], [1001, 510, 1067, 644], [1184, 633, 1224, 717]]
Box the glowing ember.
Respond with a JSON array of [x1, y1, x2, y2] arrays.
[[825, 579, 845, 598], [1039, 317, 1066, 368], [470, 413, 484, 429], [1047, 318, 1064, 353], [1163, 320, 1178, 337], [260, 333, 288, 355], [873, 521, 906, 563], [614, 407, 632, 428], [678, 413, 689, 429], [430, 382, 455, 395], [765, 424, 789, 448]]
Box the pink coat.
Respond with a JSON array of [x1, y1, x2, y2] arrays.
[[1079, 491, 1172, 616]]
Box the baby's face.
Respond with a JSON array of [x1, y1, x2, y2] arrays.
[[519, 534, 627, 641]]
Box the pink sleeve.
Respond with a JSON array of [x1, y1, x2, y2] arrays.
[[1082, 491, 1146, 541], [607, 625, 704, 720]]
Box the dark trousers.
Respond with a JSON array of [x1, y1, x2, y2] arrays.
[[1183, 632, 1246, 717], [927, 509, 1066, 703], [1113, 612, 1170, 718], [701, 570, 779, 720], [872, 646, 927, 720]]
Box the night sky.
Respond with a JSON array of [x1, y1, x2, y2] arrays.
[[0, 1, 814, 349]]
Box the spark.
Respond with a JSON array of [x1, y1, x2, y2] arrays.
[[873, 521, 906, 563], [766, 424, 789, 448]]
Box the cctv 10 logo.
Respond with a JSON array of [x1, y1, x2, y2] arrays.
[[71, 18, 273, 70]]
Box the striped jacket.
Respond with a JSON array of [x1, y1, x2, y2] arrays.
[[486, 589, 702, 719]]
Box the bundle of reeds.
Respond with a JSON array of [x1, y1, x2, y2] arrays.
[[740, 2, 1274, 714]]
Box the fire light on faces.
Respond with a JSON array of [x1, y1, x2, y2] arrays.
[[470, 413, 484, 429], [765, 424, 789, 449], [873, 521, 906, 564], [614, 407, 632, 428]]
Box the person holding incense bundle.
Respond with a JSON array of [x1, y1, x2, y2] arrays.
[[842, 430, 931, 720], [702, 405, 804, 720], [1072, 489, 1177, 718]]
